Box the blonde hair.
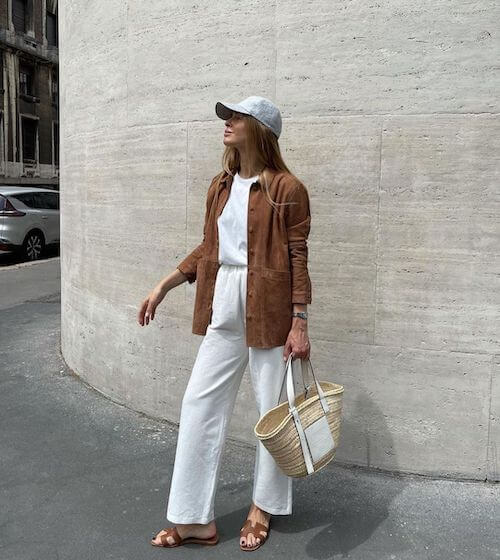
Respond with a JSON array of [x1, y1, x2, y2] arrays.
[[217, 113, 295, 212]]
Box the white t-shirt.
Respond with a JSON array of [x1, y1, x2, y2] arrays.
[[217, 171, 258, 266]]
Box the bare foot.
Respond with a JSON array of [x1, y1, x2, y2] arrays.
[[152, 520, 217, 546], [240, 502, 271, 549]]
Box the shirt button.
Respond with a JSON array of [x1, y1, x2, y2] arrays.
[[250, 249, 254, 255], [250, 207, 255, 212], [249, 226, 253, 233]]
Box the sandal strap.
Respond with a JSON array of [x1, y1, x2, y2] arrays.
[[253, 521, 269, 537], [240, 519, 269, 538], [159, 527, 181, 546]]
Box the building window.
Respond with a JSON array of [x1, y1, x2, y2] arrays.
[[51, 70, 58, 104], [47, 11, 58, 46], [22, 117, 37, 161], [53, 122, 59, 167], [19, 65, 34, 96], [0, 112, 4, 170], [12, 0, 27, 33]]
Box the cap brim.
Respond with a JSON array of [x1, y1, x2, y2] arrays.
[[215, 101, 250, 120]]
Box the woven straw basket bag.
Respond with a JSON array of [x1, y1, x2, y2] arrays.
[[254, 352, 344, 478]]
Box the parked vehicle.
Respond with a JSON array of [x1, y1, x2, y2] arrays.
[[0, 186, 60, 261]]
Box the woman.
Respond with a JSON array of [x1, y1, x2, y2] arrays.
[[138, 96, 312, 551]]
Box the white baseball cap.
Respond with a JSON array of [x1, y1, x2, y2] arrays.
[[215, 95, 282, 139]]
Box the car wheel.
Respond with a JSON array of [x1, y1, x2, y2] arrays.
[[23, 231, 45, 261]]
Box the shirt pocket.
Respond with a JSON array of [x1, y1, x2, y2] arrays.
[[193, 258, 219, 328], [260, 268, 292, 335]]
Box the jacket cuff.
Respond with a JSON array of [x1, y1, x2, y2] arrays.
[[291, 292, 312, 305], [176, 262, 197, 284]]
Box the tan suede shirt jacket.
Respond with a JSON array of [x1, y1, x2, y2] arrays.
[[176, 167, 312, 348]]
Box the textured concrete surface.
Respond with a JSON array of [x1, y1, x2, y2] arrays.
[[58, 1, 500, 479], [0, 260, 499, 560]]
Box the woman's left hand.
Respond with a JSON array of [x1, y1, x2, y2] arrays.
[[283, 320, 310, 361]]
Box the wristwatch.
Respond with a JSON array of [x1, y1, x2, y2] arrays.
[[292, 311, 308, 320]]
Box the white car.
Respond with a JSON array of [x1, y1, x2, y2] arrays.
[[0, 186, 60, 261]]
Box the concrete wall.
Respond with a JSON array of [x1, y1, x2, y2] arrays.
[[59, 1, 499, 480]]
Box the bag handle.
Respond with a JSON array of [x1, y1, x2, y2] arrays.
[[277, 353, 307, 405], [278, 353, 330, 414]]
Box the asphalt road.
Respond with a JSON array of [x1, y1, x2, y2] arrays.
[[0, 257, 498, 560]]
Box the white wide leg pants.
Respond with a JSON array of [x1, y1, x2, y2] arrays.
[[165, 263, 293, 524]]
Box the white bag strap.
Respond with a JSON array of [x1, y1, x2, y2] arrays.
[[283, 355, 313, 473], [282, 353, 330, 414], [283, 353, 332, 475], [277, 353, 307, 406], [303, 357, 330, 414], [289, 404, 315, 474]]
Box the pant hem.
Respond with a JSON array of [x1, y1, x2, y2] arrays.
[[252, 497, 292, 516], [166, 512, 215, 524]]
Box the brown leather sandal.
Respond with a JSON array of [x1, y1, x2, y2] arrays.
[[150, 526, 219, 548], [239, 518, 271, 551]]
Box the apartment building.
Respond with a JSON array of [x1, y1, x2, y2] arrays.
[[0, 0, 58, 188]]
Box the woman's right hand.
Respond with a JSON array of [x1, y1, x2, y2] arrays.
[[138, 286, 167, 326]]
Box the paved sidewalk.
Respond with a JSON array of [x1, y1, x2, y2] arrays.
[[0, 266, 498, 559]]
